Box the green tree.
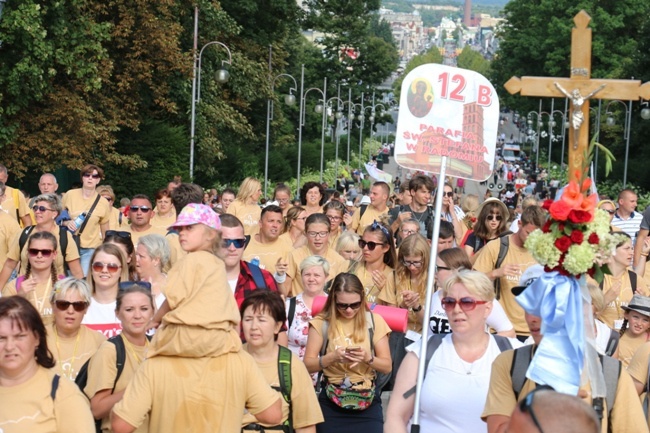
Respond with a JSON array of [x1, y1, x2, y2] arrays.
[[392, 46, 443, 99], [457, 46, 491, 77]]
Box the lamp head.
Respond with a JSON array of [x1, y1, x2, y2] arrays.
[[216, 68, 230, 83], [358, 114, 364, 121], [606, 116, 615, 127], [641, 107, 650, 120], [527, 119, 533, 126], [369, 115, 375, 123], [284, 94, 296, 106], [315, 104, 324, 114], [335, 111, 343, 120]]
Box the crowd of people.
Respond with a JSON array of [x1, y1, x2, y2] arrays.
[[1, 162, 650, 432]]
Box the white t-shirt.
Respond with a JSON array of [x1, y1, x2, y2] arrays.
[[429, 291, 514, 334], [81, 299, 121, 338], [406, 334, 520, 433], [594, 319, 614, 355]]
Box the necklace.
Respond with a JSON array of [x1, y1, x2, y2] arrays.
[[32, 278, 53, 315], [454, 335, 489, 375], [122, 335, 149, 365], [54, 327, 81, 380]]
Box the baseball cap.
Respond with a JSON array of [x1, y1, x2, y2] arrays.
[[169, 203, 221, 230], [345, 200, 354, 207], [512, 264, 544, 296]]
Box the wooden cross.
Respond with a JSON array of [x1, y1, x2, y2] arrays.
[[504, 10, 650, 183]]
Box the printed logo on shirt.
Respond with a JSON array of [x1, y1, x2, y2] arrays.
[[84, 323, 122, 338]]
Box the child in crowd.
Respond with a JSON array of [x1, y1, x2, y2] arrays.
[[148, 203, 241, 358], [617, 295, 650, 367]]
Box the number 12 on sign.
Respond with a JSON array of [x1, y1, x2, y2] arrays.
[[438, 72, 493, 107]]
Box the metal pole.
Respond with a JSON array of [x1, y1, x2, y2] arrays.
[[548, 98, 554, 169], [335, 84, 341, 181], [296, 65, 305, 196], [264, 45, 272, 198], [536, 100, 541, 169], [412, 157, 448, 430], [560, 98, 568, 169], [359, 92, 364, 171], [623, 100, 632, 187], [189, 6, 199, 180], [320, 78, 327, 183], [347, 88, 352, 167]]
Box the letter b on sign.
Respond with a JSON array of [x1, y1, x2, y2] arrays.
[[477, 85, 492, 107]]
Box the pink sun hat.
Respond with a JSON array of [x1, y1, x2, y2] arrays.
[[168, 203, 221, 231]]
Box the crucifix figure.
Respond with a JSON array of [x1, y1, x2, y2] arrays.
[[504, 10, 650, 183], [554, 83, 606, 150]]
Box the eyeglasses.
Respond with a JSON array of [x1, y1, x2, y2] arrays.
[[358, 239, 385, 251], [336, 301, 362, 311], [28, 248, 54, 257], [102, 196, 114, 203], [519, 390, 546, 433], [601, 209, 616, 215], [401, 229, 417, 236], [130, 206, 151, 213], [402, 260, 423, 268], [307, 231, 329, 238], [486, 214, 503, 221], [54, 300, 89, 312], [118, 281, 152, 292], [443, 191, 454, 197], [327, 215, 342, 221], [435, 264, 451, 272], [105, 230, 131, 239], [83, 173, 101, 179], [92, 262, 121, 273], [441, 297, 488, 312], [222, 238, 246, 249], [293, 217, 307, 221], [32, 205, 54, 213]]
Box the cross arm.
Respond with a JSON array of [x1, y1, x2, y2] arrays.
[[504, 77, 650, 101]]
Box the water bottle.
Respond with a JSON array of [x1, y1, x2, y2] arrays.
[[73, 212, 87, 231]]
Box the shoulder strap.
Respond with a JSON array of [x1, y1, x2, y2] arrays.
[[360, 204, 368, 218], [50, 374, 61, 400], [18, 225, 34, 255], [402, 334, 445, 399], [604, 329, 620, 357], [316, 320, 330, 393], [247, 262, 267, 290], [628, 270, 637, 294], [510, 345, 534, 400], [118, 212, 123, 225], [58, 225, 69, 265], [12, 188, 20, 225], [600, 354, 621, 424], [494, 235, 510, 300], [109, 335, 126, 393], [366, 311, 375, 355], [287, 297, 297, 331], [77, 194, 101, 236], [493, 335, 514, 352], [277, 345, 293, 432]]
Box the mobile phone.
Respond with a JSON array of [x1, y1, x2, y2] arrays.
[[345, 346, 360, 353]]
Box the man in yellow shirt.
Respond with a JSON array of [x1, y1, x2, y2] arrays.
[[0, 164, 32, 226], [350, 181, 390, 234], [125, 194, 166, 246], [242, 205, 292, 279]]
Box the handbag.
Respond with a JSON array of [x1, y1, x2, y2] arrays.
[[324, 381, 375, 411]]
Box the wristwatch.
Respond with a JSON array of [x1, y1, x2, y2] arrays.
[[412, 305, 423, 312]]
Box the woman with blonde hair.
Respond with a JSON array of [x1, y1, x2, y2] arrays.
[[335, 231, 362, 263], [280, 206, 307, 248], [228, 177, 263, 235]]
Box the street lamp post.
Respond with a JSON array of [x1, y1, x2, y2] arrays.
[[265, 69, 298, 198], [297, 72, 327, 185], [326, 93, 345, 181], [603, 100, 633, 187], [189, 8, 232, 180], [547, 105, 564, 169], [0, 0, 6, 21]]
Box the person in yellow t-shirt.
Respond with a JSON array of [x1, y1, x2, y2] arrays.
[[241, 290, 324, 431], [0, 182, 22, 265], [150, 188, 176, 230], [243, 204, 292, 275], [47, 277, 106, 380], [61, 164, 112, 275], [0, 296, 95, 433], [227, 177, 262, 236], [124, 195, 167, 247], [324, 200, 346, 249], [164, 182, 204, 269], [349, 182, 390, 235], [0, 165, 32, 227], [473, 205, 545, 338], [97, 185, 128, 231], [301, 181, 327, 218]]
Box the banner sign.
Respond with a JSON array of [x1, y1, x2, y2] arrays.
[[394, 63, 500, 181]]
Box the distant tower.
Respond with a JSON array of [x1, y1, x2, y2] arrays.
[[464, 0, 471, 26]]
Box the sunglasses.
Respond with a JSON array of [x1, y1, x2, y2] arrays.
[[118, 281, 152, 292], [83, 173, 101, 179], [443, 191, 454, 197], [92, 262, 121, 273], [222, 238, 246, 249], [336, 301, 362, 311], [54, 300, 89, 312], [601, 209, 616, 215], [130, 206, 151, 213], [105, 230, 131, 239], [32, 205, 54, 213], [441, 297, 488, 312], [102, 196, 114, 203], [358, 239, 385, 251], [486, 214, 503, 221], [28, 248, 54, 257], [519, 389, 546, 433], [402, 260, 423, 268]]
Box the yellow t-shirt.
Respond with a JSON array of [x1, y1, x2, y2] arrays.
[[328, 229, 342, 249], [310, 313, 390, 389], [2, 277, 60, 325], [482, 348, 647, 433], [228, 200, 261, 236], [46, 324, 106, 381], [61, 189, 112, 248], [350, 205, 389, 235], [84, 337, 150, 433], [151, 210, 176, 230], [379, 273, 424, 332], [107, 207, 128, 231], [7, 226, 80, 276], [1, 185, 30, 224], [0, 366, 95, 433], [241, 347, 324, 429], [165, 232, 185, 271], [286, 246, 349, 296], [242, 235, 293, 273], [473, 235, 538, 335], [0, 211, 21, 264], [112, 350, 281, 433], [126, 224, 167, 248], [617, 331, 648, 368], [598, 271, 646, 329], [351, 263, 396, 304]]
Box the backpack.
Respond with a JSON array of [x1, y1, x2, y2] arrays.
[[604, 329, 620, 357], [287, 296, 297, 330], [318, 311, 390, 393], [274, 346, 294, 432], [403, 334, 513, 398], [599, 270, 637, 294], [247, 261, 268, 290], [510, 345, 620, 428], [493, 234, 511, 300], [19, 225, 74, 271]]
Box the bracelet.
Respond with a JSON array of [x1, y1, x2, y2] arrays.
[[319, 355, 325, 370], [412, 305, 423, 312], [274, 272, 287, 284]]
